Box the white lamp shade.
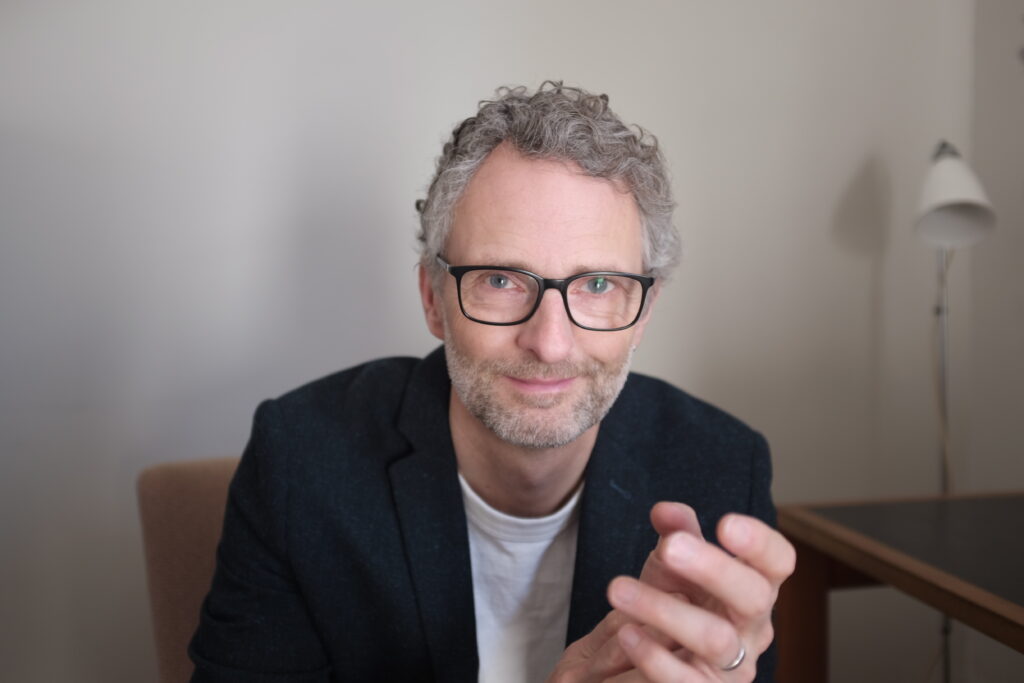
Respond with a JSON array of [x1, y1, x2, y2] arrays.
[[915, 142, 996, 248]]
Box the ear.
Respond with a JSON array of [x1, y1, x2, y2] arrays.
[[418, 264, 446, 341], [629, 281, 661, 348]]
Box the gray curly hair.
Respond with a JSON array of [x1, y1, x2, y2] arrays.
[[416, 81, 680, 281]]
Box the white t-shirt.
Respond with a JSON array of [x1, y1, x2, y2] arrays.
[[458, 474, 582, 683]]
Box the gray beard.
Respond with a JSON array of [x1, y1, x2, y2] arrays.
[[444, 340, 633, 450]]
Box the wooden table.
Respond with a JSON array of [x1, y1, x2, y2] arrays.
[[774, 493, 1024, 682]]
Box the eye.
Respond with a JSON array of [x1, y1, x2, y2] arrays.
[[487, 273, 511, 289], [583, 276, 613, 294]]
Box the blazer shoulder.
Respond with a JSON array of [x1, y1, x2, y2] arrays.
[[617, 372, 765, 450], [271, 355, 420, 423], [247, 356, 425, 470]]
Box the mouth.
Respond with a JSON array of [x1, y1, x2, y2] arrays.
[[505, 376, 576, 394]]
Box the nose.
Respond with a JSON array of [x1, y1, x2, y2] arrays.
[[515, 289, 575, 364]]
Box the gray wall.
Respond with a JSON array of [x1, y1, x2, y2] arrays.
[[1, 1, 1020, 680]]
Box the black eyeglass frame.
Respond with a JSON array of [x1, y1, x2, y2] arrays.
[[435, 255, 655, 332]]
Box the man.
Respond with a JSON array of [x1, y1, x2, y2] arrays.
[[190, 82, 794, 682]]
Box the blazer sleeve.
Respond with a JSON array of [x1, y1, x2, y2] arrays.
[[748, 430, 776, 529], [188, 400, 332, 682], [748, 431, 778, 683]]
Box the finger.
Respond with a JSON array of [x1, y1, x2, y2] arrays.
[[582, 640, 632, 679], [639, 529, 705, 597], [584, 611, 683, 679], [610, 624, 704, 683], [640, 505, 703, 592], [717, 514, 796, 587], [569, 607, 633, 660], [572, 609, 634, 676], [660, 531, 774, 622], [608, 576, 741, 669], [650, 501, 703, 539]]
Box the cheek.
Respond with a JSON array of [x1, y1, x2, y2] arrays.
[[437, 286, 473, 335], [445, 311, 516, 354], [578, 332, 636, 364]]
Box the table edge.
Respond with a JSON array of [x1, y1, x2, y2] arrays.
[[778, 502, 1024, 652]]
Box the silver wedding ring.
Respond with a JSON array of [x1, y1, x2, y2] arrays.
[[721, 643, 746, 672]]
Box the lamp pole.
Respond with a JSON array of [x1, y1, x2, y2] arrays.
[[932, 246, 953, 683], [935, 248, 951, 498], [917, 139, 995, 683]]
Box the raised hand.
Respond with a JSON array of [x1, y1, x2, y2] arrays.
[[547, 502, 794, 682]]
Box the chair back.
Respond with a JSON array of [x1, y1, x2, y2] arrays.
[[137, 456, 239, 683]]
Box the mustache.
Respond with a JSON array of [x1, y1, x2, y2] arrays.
[[480, 357, 601, 380]]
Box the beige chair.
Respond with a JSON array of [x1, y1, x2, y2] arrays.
[[137, 456, 239, 683]]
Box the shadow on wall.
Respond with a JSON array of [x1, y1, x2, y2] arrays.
[[830, 154, 892, 485], [831, 156, 891, 258]]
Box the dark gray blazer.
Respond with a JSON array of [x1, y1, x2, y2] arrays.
[[189, 347, 776, 681]]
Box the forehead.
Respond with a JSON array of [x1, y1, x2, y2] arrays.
[[447, 144, 644, 274]]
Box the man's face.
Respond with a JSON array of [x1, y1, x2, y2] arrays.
[[420, 143, 655, 449]]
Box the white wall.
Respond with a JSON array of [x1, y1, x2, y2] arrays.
[[2, 1, 1015, 680]]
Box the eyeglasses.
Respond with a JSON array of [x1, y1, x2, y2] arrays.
[[436, 255, 655, 331]]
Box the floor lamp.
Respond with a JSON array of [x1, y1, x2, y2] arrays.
[[914, 140, 996, 683]]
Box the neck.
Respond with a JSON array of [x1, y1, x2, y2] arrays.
[[449, 392, 596, 517]]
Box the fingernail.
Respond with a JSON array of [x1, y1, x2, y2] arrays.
[[611, 577, 638, 605], [668, 532, 698, 566], [619, 625, 641, 649], [726, 516, 751, 546]]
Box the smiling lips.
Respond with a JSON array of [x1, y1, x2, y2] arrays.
[[506, 376, 576, 393]]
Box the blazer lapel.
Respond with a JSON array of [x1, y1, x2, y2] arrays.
[[566, 383, 656, 644], [390, 348, 478, 683]]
